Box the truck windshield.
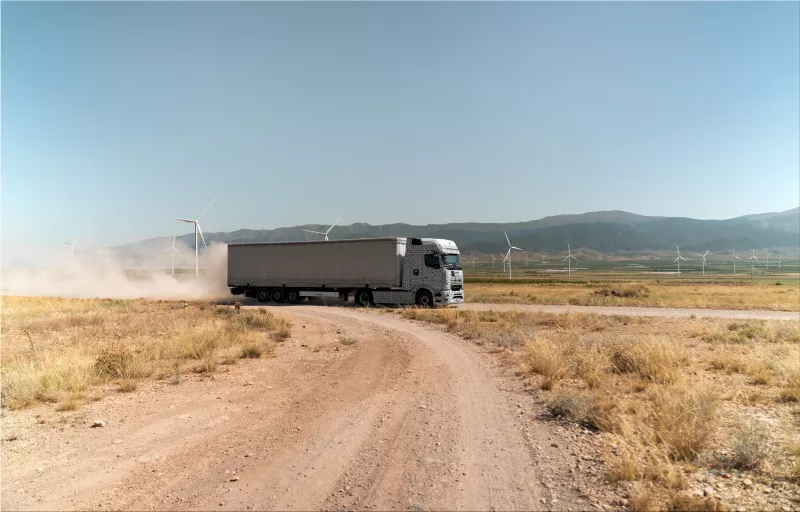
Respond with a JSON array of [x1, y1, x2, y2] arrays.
[[442, 254, 462, 270]]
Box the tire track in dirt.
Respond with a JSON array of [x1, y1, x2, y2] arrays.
[[3, 305, 585, 511]]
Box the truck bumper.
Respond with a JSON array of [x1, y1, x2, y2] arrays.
[[437, 290, 464, 305]]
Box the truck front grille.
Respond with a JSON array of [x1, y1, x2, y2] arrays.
[[451, 285, 462, 291]]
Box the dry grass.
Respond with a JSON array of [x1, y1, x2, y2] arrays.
[[610, 337, 681, 383], [667, 493, 728, 512], [399, 307, 800, 508], [1, 297, 288, 409], [652, 385, 718, 460], [523, 338, 568, 389], [465, 280, 800, 311]]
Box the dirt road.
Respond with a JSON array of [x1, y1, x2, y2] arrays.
[[2, 306, 598, 511], [457, 302, 800, 321]]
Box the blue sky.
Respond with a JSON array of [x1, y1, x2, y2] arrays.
[[2, 1, 799, 250]]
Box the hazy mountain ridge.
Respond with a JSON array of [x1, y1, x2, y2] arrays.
[[116, 208, 800, 259]]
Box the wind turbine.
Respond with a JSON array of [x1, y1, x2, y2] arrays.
[[502, 231, 522, 279], [695, 250, 710, 276], [777, 254, 782, 270], [302, 217, 341, 241], [161, 236, 185, 275], [492, 254, 498, 268], [61, 238, 79, 268], [175, 198, 215, 277], [766, 252, 770, 271], [564, 244, 578, 277], [674, 246, 687, 274], [732, 247, 742, 274], [471, 257, 476, 269], [747, 248, 759, 278]]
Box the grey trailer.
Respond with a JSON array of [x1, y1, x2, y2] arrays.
[[227, 237, 464, 307]]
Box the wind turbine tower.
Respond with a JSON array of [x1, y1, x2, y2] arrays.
[[61, 238, 80, 268], [674, 246, 687, 274], [502, 231, 522, 280], [564, 244, 578, 277], [175, 199, 215, 277], [697, 250, 710, 276], [732, 248, 742, 274], [747, 249, 759, 278], [162, 236, 185, 275]]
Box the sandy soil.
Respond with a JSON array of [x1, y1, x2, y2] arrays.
[[2, 306, 609, 512]]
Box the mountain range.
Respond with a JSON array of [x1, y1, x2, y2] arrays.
[[116, 207, 800, 260]]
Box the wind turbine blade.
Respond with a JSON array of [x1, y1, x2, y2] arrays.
[[161, 248, 171, 252], [504, 231, 511, 247], [302, 229, 326, 236], [196, 224, 207, 248], [565, 255, 570, 261], [175, 218, 195, 223], [326, 217, 342, 234], [704, 251, 710, 257], [674, 257, 680, 263], [174, 248, 185, 257], [61, 241, 71, 245], [197, 198, 216, 221]]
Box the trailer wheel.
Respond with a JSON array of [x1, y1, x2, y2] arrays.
[[415, 289, 434, 308], [271, 288, 285, 303], [355, 289, 372, 307], [287, 289, 301, 304], [256, 289, 270, 303]]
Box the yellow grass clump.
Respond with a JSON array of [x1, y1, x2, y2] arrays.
[[1, 297, 288, 409]]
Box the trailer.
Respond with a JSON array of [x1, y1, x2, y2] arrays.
[[227, 237, 464, 307]]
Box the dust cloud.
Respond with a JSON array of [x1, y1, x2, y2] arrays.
[[1, 242, 232, 301]]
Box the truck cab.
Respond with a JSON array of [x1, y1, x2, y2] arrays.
[[405, 238, 464, 305]]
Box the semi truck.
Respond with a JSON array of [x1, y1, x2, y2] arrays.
[[227, 237, 464, 307]]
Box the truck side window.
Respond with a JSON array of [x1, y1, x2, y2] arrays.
[[424, 253, 441, 269]]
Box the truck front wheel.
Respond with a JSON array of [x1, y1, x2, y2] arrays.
[[256, 289, 270, 303], [271, 288, 285, 303], [416, 289, 434, 308], [355, 289, 372, 307]]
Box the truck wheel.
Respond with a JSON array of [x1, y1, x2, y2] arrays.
[[287, 289, 301, 304], [271, 288, 285, 303], [355, 289, 372, 307], [256, 289, 269, 303], [415, 289, 434, 308]]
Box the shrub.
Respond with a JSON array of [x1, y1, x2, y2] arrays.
[[230, 310, 277, 332], [729, 421, 770, 469], [653, 386, 718, 460], [94, 343, 133, 379], [523, 337, 568, 389], [610, 338, 679, 383], [175, 326, 221, 360], [339, 336, 357, 346], [667, 493, 728, 512], [548, 391, 596, 423], [240, 344, 262, 359], [117, 379, 138, 393], [270, 327, 291, 342]]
